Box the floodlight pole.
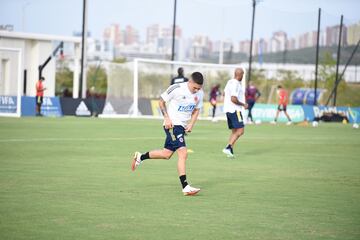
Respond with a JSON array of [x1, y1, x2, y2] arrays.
[[333, 15, 343, 106], [314, 8, 321, 106], [248, 0, 256, 83], [80, 0, 88, 98], [171, 0, 177, 61]]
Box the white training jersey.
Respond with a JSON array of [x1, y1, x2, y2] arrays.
[[223, 78, 245, 113], [160, 82, 204, 127]]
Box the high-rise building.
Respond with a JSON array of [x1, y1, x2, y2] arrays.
[[159, 25, 182, 39], [347, 21, 360, 46], [287, 38, 297, 50], [270, 31, 287, 52], [326, 25, 347, 46], [144, 24, 184, 57], [146, 24, 160, 44], [319, 30, 327, 47], [189, 35, 212, 59], [239, 40, 251, 55], [87, 38, 114, 61], [253, 38, 268, 55], [124, 25, 139, 45], [296, 31, 318, 49], [103, 24, 123, 47]]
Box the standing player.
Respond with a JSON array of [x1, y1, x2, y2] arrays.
[[245, 84, 261, 124], [171, 67, 188, 85], [35, 77, 46, 116], [209, 84, 221, 122], [222, 68, 248, 158], [271, 85, 292, 125], [131, 72, 204, 196]]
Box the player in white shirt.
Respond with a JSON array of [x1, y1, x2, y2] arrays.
[[222, 68, 248, 158], [131, 72, 204, 196]]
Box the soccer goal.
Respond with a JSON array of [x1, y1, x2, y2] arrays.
[[0, 47, 22, 117], [100, 58, 246, 119]]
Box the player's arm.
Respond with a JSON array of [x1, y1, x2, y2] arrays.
[[160, 84, 179, 129], [229, 83, 248, 109], [256, 89, 261, 100], [185, 108, 200, 133], [159, 97, 173, 129], [231, 96, 248, 109]]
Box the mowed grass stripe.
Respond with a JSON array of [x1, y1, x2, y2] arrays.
[[0, 117, 359, 240]]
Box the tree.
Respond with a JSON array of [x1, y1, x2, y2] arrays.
[[319, 51, 348, 105], [55, 66, 73, 96], [87, 65, 107, 95]]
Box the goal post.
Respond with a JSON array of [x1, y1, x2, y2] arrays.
[[0, 47, 22, 117], [100, 58, 246, 120]]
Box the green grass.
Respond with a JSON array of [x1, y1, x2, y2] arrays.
[[0, 117, 359, 240]]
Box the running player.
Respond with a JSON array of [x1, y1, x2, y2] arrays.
[[245, 84, 261, 124], [209, 84, 221, 122], [132, 72, 204, 196], [170, 67, 188, 85], [271, 85, 292, 125], [35, 77, 46, 116], [222, 68, 248, 158]]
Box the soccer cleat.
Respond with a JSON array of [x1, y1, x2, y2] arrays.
[[286, 121, 292, 125], [222, 148, 234, 158], [270, 120, 277, 125], [182, 185, 201, 196], [131, 152, 142, 171]]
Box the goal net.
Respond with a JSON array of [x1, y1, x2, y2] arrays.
[[0, 47, 22, 117], [100, 58, 246, 120]]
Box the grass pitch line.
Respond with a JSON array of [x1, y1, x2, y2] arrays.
[[0, 136, 162, 143], [0, 135, 339, 144]]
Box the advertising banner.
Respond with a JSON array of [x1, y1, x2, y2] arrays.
[[0, 95, 17, 114], [250, 104, 304, 122], [291, 88, 326, 105], [21, 96, 63, 117], [302, 105, 360, 123]]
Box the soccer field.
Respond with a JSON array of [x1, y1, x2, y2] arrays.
[[0, 117, 359, 240]]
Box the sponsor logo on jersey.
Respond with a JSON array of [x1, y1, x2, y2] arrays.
[[178, 105, 195, 112]]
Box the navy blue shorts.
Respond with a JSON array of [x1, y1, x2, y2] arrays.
[[277, 104, 287, 111], [226, 111, 245, 129], [36, 96, 43, 106], [163, 125, 186, 152]]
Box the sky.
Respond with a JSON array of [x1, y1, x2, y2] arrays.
[[0, 0, 359, 42]]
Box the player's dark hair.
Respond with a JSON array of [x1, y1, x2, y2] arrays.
[[40, 77, 45, 81], [177, 67, 184, 76], [191, 72, 204, 85], [277, 85, 282, 89]]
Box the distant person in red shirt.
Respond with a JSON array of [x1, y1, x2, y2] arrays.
[[35, 77, 46, 116], [272, 85, 292, 125], [209, 84, 221, 121], [245, 84, 261, 123]]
